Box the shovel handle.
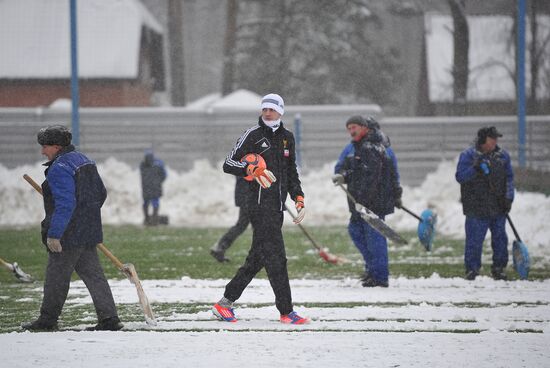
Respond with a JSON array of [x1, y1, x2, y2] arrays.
[[506, 214, 522, 243], [0, 257, 14, 271], [23, 174, 43, 194], [284, 204, 322, 251], [400, 205, 423, 222]]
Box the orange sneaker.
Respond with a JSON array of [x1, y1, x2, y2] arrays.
[[280, 311, 309, 324], [212, 303, 237, 322]]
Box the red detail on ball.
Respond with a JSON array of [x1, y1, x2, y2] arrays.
[[240, 153, 266, 181]]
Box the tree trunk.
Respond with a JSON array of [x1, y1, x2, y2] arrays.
[[222, 0, 238, 96], [168, 0, 186, 106], [448, 0, 469, 115]]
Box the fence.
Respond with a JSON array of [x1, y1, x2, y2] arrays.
[[1, 107, 548, 186]]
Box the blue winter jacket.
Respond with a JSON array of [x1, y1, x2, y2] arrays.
[[455, 143, 514, 218], [140, 154, 167, 200], [335, 131, 401, 218], [41, 145, 107, 248]]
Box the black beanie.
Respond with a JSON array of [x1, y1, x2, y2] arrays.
[[345, 115, 367, 127]]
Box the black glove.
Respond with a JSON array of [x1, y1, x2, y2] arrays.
[[394, 197, 403, 209], [502, 198, 512, 213], [394, 186, 403, 209], [474, 157, 490, 175]]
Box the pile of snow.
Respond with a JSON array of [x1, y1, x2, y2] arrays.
[[1, 158, 549, 256]]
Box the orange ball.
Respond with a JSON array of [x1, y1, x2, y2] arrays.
[[240, 153, 266, 181]]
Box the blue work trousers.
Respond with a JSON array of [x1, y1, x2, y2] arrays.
[[464, 215, 508, 272], [348, 218, 389, 282]]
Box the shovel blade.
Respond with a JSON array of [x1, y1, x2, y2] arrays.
[[417, 209, 437, 251], [12, 262, 33, 283], [512, 240, 530, 280]]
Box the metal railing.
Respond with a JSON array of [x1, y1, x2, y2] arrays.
[[1, 107, 548, 186]]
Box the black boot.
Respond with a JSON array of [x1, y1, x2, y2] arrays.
[[151, 207, 159, 226], [85, 316, 123, 331], [21, 319, 58, 332], [465, 270, 479, 280], [143, 205, 150, 225], [362, 278, 389, 288], [491, 266, 508, 281], [210, 242, 230, 262]]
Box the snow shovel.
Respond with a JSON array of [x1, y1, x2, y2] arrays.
[[338, 184, 408, 245], [506, 214, 530, 280], [400, 206, 437, 251], [23, 174, 157, 326], [0, 257, 33, 282], [284, 204, 349, 265]]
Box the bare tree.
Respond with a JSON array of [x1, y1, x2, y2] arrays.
[[448, 0, 469, 115], [222, 0, 238, 96], [168, 0, 185, 106]]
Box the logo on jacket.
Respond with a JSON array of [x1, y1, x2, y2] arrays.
[[283, 139, 289, 157], [255, 137, 271, 154]]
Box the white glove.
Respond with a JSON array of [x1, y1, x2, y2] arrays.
[[46, 238, 62, 253], [293, 196, 305, 224], [331, 174, 345, 186], [253, 168, 277, 189]]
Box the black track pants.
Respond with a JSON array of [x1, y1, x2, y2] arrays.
[[224, 208, 293, 315]]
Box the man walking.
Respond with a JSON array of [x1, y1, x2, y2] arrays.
[[212, 93, 308, 324], [22, 125, 122, 331], [455, 126, 514, 280]]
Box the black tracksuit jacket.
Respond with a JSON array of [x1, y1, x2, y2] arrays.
[[221, 117, 303, 315], [223, 117, 304, 211]]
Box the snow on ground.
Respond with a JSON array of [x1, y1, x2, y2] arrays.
[[2, 159, 550, 367], [2, 277, 550, 367], [2, 158, 549, 255]]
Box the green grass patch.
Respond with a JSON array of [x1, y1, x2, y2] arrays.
[[0, 225, 548, 334]]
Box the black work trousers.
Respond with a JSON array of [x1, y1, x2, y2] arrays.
[[224, 207, 293, 315], [39, 245, 118, 324]]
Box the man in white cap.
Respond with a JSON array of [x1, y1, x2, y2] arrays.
[[212, 93, 309, 324]]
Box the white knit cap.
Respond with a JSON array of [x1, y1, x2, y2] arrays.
[[261, 93, 284, 115]]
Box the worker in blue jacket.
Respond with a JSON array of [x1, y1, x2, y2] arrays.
[[455, 126, 515, 280], [22, 125, 122, 332], [333, 116, 402, 287], [140, 150, 167, 226]]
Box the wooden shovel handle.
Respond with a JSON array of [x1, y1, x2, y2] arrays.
[[23, 174, 43, 194]]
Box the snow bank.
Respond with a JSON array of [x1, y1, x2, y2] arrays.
[[1, 158, 549, 255]]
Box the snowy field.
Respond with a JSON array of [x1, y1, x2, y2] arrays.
[[1, 158, 550, 367], [2, 277, 550, 367]]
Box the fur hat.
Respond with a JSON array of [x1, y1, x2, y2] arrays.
[[37, 125, 72, 146]]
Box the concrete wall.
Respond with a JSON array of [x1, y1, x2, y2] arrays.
[[1, 107, 548, 186]]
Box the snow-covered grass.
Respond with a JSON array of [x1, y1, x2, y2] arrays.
[[2, 277, 550, 367], [1, 158, 549, 367]]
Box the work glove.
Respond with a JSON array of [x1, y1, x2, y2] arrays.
[[293, 196, 306, 224], [502, 198, 512, 214], [46, 238, 62, 253], [394, 197, 403, 209], [474, 157, 490, 175], [246, 165, 276, 189], [331, 174, 345, 186], [394, 186, 403, 209]]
